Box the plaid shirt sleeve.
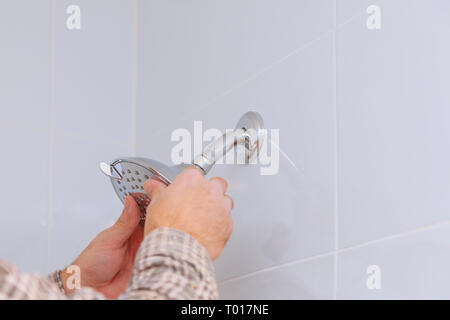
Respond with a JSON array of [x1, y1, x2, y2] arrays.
[[0, 228, 218, 300]]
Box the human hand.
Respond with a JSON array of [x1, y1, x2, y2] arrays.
[[60, 196, 144, 299], [143, 167, 234, 260]]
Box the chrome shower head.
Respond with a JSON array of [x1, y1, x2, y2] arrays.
[[100, 158, 189, 215], [100, 111, 264, 220]]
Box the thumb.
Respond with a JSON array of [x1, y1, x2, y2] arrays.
[[143, 177, 167, 200], [111, 196, 141, 244]]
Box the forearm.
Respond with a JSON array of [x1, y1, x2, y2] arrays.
[[0, 228, 218, 300], [119, 227, 218, 300], [48, 227, 219, 300]]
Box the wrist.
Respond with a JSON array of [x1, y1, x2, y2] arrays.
[[51, 270, 67, 295], [59, 268, 77, 295], [58, 270, 70, 295]]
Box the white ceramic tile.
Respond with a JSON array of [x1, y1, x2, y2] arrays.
[[54, 0, 133, 145], [0, 0, 50, 129], [0, 0, 50, 273], [338, 222, 450, 299], [0, 124, 48, 273], [49, 134, 131, 270], [137, 0, 334, 137], [137, 34, 336, 280], [337, 0, 450, 248], [219, 255, 334, 299]]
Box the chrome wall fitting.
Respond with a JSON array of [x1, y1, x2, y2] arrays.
[[100, 111, 264, 220], [192, 111, 264, 174]]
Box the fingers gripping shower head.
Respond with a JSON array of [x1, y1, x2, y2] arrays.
[[100, 158, 188, 218], [100, 111, 265, 221]]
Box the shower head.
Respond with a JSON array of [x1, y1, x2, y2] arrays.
[[100, 111, 264, 220], [99, 158, 189, 214]]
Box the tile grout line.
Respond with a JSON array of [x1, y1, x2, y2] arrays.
[[218, 251, 335, 286], [131, 0, 138, 156], [338, 218, 450, 254], [218, 218, 450, 287], [332, 0, 339, 301], [141, 3, 383, 143], [141, 29, 334, 142], [46, 0, 56, 274]]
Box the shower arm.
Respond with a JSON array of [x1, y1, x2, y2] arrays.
[[191, 128, 249, 175], [191, 112, 264, 175]]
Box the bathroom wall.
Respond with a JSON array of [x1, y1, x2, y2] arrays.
[[0, 0, 449, 299], [0, 0, 134, 273]]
